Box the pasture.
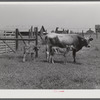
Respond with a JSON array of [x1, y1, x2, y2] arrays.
[[0, 34, 100, 89]]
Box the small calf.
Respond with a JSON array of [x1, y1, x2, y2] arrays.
[[46, 45, 72, 63], [23, 42, 35, 62]]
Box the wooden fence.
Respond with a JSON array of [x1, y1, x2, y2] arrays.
[[0, 30, 15, 55], [0, 26, 46, 57], [0, 27, 40, 58]]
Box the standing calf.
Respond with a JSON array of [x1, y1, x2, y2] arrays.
[[23, 42, 35, 62], [46, 45, 72, 63]]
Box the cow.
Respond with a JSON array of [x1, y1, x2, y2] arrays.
[[45, 33, 93, 63]]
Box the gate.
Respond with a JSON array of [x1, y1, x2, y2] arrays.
[[0, 30, 15, 55]]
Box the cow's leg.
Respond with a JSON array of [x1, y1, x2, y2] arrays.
[[72, 49, 76, 63], [45, 49, 50, 62], [64, 46, 70, 64], [45, 45, 50, 62], [49, 46, 55, 64], [46, 51, 50, 62]]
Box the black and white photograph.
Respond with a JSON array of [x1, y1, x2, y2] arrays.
[[0, 1, 100, 92]]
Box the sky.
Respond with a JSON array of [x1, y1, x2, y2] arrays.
[[0, 2, 100, 32]]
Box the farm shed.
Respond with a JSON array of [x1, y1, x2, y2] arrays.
[[86, 28, 95, 35]]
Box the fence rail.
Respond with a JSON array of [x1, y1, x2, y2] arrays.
[[0, 38, 36, 41]]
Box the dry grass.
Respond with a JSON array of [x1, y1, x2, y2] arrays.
[[0, 34, 100, 89]]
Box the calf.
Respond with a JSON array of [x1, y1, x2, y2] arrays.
[[46, 45, 72, 63], [23, 42, 35, 62]]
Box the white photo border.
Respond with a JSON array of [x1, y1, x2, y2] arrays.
[[0, 1, 100, 98]]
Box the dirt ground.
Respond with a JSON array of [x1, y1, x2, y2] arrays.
[[0, 34, 100, 89]]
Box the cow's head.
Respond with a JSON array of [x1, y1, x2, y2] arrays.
[[84, 37, 93, 47]]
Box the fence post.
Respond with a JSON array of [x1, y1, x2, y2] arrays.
[[28, 29, 31, 44], [30, 26, 34, 37], [82, 30, 84, 37], [96, 31, 98, 39], [34, 27, 38, 58], [15, 28, 19, 51]]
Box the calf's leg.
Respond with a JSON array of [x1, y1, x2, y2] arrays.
[[31, 53, 34, 60], [49, 55, 54, 64], [23, 53, 27, 62], [63, 55, 67, 64]]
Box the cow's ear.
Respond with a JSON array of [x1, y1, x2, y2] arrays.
[[89, 38, 93, 41]]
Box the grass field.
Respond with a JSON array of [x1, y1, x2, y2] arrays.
[[0, 34, 100, 89]]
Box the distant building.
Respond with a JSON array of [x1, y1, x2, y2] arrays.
[[95, 25, 100, 38], [55, 27, 69, 34], [70, 30, 74, 34], [55, 27, 64, 33], [95, 25, 100, 33], [20, 26, 47, 36], [86, 28, 94, 35]]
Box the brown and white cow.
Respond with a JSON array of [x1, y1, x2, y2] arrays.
[[45, 33, 93, 63]]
